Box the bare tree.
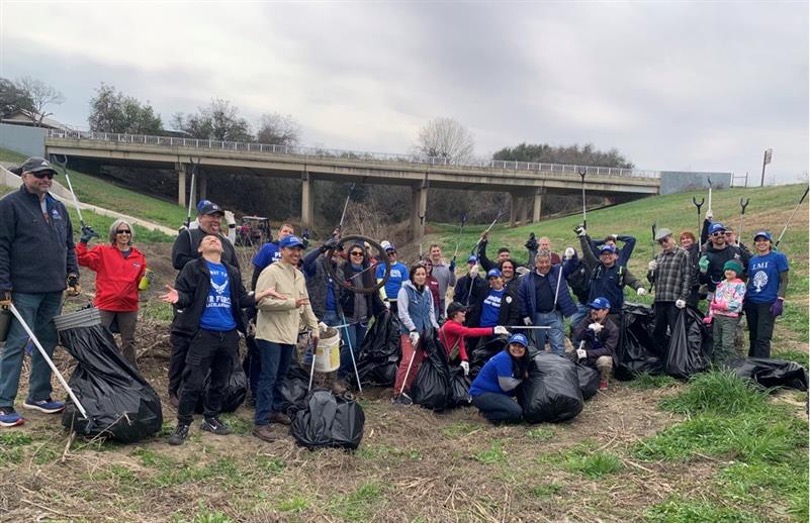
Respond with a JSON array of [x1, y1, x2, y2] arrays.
[[15, 76, 64, 125], [172, 98, 252, 142], [256, 112, 300, 146], [415, 117, 475, 164]]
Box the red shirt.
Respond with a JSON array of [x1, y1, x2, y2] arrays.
[[439, 319, 494, 362], [77, 243, 146, 312]]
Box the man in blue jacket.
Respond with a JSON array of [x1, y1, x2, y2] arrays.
[[0, 157, 80, 427]]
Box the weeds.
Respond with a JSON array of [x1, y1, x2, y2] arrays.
[[627, 373, 678, 390], [328, 482, 384, 522], [644, 496, 759, 522], [659, 371, 769, 415], [473, 439, 507, 465], [562, 449, 624, 478]]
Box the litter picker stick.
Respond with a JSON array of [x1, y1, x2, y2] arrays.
[[579, 167, 587, 229], [505, 326, 554, 330], [471, 209, 508, 254], [738, 198, 750, 244], [707, 176, 713, 212], [398, 342, 418, 397], [452, 213, 468, 261], [339, 312, 363, 393], [9, 304, 88, 419], [650, 223, 657, 291], [692, 196, 704, 240], [775, 187, 808, 247], [337, 183, 356, 234], [307, 335, 318, 392], [185, 158, 198, 229], [51, 155, 85, 227]]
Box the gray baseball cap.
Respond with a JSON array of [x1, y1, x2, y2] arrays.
[[654, 228, 673, 241], [11, 156, 57, 176]]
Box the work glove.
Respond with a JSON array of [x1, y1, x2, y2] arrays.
[[409, 331, 420, 348], [318, 321, 329, 332], [449, 257, 456, 273], [493, 326, 509, 336], [647, 260, 658, 271], [383, 299, 391, 310], [610, 234, 619, 240], [698, 255, 709, 274], [0, 290, 11, 308], [224, 211, 236, 227], [80, 225, 99, 244], [576, 348, 587, 360], [675, 299, 686, 309], [769, 298, 784, 317], [702, 316, 713, 326], [66, 274, 81, 296], [460, 361, 470, 376], [705, 209, 713, 220], [564, 247, 576, 261], [636, 287, 647, 297], [523, 316, 533, 326], [588, 322, 604, 334], [319, 237, 340, 253], [710, 299, 727, 312], [574, 225, 587, 237]]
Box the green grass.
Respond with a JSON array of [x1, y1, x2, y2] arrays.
[[530, 481, 563, 498], [627, 372, 679, 390], [473, 439, 508, 465], [327, 481, 385, 522], [562, 449, 624, 478], [644, 496, 760, 522], [526, 427, 555, 441], [659, 371, 770, 416]]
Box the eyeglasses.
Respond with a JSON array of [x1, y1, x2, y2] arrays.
[[116, 230, 132, 235], [349, 251, 364, 256], [31, 171, 55, 180]]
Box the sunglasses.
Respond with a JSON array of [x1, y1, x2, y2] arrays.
[[31, 171, 55, 180], [657, 239, 669, 245], [711, 232, 725, 237], [387, 252, 397, 256], [116, 230, 132, 235], [349, 251, 364, 256]]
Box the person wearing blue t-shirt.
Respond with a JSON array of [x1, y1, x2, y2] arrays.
[[744, 231, 789, 359], [251, 223, 295, 291], [376, 244, 408, 314], [469, 334, 531, 424]]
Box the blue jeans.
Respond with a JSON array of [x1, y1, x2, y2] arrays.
[[0, 292, 63, 408], [254, 339, 294, 426], [531, 311, 565, 356], [472, 392, 523, 423]]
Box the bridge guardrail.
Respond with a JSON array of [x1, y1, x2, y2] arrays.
[[47, 130, 661, 180]]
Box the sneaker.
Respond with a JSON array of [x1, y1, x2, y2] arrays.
[[392, 393, 413, 406], [269, 412, 291, 425], [252, 424, 278, 443], [22, 398, 65, 414], [0, 407, 25, 427], [168, 423, 191, 445], [200, 416, 232, 435], [599, 379, 609, 391]]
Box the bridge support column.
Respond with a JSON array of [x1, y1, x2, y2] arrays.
[[301, 171, 314, 228], [532, 189, 543, 223], [177, 164, 187, 208], [510, 192, 522, 227], [519, 196, 530, 224], [410, 185, 427, 242]]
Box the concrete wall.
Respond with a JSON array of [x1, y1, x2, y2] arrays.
[[0, 123, 46, 157], [659, 171, 732, 195]]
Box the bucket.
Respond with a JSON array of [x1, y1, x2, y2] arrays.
[[53, 307, 101, 332], [315, 326, 341, 373]]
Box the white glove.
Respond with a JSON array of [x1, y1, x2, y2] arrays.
[[409, 331, 420, 347], [460, 361, 470, 376], [224, 210, 236, 226], [564, 247, 575, 260], [384, 299, 391, 310], [675, 299, 686, 309], [705, 209, 713, 220], [469, 263, 478, 278], [636, 287, 647, 296], [648, 260, 658, 271], [494, 326, 509, 335], [576, 348, 587, 360], [318, 321, 328, 331], [575, 226, 587, 237], [588, 322, 604, 333], [610, 234, 619, 240], [523, 316, 533, 326]]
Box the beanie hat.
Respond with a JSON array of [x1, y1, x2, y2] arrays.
[[723, 259, 743, 275]]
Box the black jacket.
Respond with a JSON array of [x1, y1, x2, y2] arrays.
[[171, 227, 240, 273], [340, 261, 385, 320], [467, 285, 521, 328]]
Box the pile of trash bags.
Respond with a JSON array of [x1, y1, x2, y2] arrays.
[[353, 311, 401, 387], [410, 330, 470, 411], [290, 390, 365, 450], [520, 353, 584, 423], [194, 358, 247, 414]]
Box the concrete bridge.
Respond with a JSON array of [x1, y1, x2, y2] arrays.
[[44, 130, 661, 240]]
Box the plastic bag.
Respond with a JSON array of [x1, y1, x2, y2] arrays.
[[448, 367, 472, 407], [354, 311, 401, 387], [664, 307, 710, 380], [278, 361, 311, 416], [615, 303, 663, 381], [521, 353, 583, 423], [470, 335, 508, 378], [577, 363, 601, 400], [411, 329, 452, 411], [195, 357, 247, 414], [60, 325, 162, 443], [732, 358, 809, 392], [291, 390, 365, 450]]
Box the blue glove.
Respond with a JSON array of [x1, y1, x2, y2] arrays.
[[80, 225, 99, 244], [449, 257, 456, 273]]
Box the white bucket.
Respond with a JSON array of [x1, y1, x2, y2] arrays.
[[315, 327, 341, 373]]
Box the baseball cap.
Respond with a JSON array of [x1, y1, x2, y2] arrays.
[[446, 302, 469, 317], [588, 297, 611, 310], [654, 228, 672, 241], [487, 269, 502, 279], [380, 240, 391, 250], [385, 243, 397, 252], [753, 231, 772, 241], [599, 244, 617, 254], [507, 333, 528, 347], [13, 157, 57, 176], [467, 255, 477, 263], [198, 201, 225, 216], [196, 199, 213, 213], [708, 222, 726, 235], [279, 235, 305, 249]]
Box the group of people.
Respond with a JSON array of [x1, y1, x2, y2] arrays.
[[0, 155, 793, 432]]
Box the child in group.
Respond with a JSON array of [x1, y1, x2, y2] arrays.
[[705, 259, 746, 366]]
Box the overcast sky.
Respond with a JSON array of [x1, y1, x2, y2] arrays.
[[2, 1, 808, 184]]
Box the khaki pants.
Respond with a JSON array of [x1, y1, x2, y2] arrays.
[[100, 310, 139, 368]]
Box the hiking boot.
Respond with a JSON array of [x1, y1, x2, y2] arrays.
[[599, 379, 609, 391], [0, 407, 25, 427], [168, 423, 190, 445], [168, 394, 180, 408], [269, 412, 291, 425], [392, 392, 413, 406], [252, 424, 278, 443], [22, 398, 65, 414], [200, 416, 232, 435]]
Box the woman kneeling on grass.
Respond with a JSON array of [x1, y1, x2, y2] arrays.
[[469, 333, 530, 424]]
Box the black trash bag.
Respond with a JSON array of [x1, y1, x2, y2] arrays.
[[278, 361, 311, 416], [411, 329, 452, 411], [615, 303, 663, 381], [470, 335, 508, 377], [577, 363, 601, 400], [664, 307, 710, 380], [448, 367, 472, 407], [60, 325, 162, 443], [520, 353, 583, 423], [194, 357, 247, 414], [731, 358, 809, 392], [354, 311, 401, 387], [291, 389, 365, 450]]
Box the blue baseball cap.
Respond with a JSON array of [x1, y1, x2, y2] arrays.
[[467, 255, 477, 263], [588, 297, 611, 310], [507, 333, 528, 347], [753, 231, 772, 241], [708, 222, 726, 235], [279, 235, 305, 249], [599, 244, 617, 254], [487, 269, 502, 279], [385, 244, 397, 252]]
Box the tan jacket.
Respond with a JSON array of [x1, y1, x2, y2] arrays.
[[255, 260, 318, 344]]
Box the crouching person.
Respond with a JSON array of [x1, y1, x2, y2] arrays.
[[469, 334, 531, 424], [572, 297, 618, 391], [160, 235, 261, 445]]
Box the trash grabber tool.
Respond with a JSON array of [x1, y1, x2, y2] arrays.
[[9, 304, 88, 419], [650, 223, 657, 290], [691, 196, 704, 238], [738, 197, 750, 244], [337, 183, 356, 234], [340, 311, 363, 393], [307, 334, 318, 392], [398, 337, 419, 397], [775, 187, 808, 248], [579, 167, 587, 229], [505, 325, 553, 330], [50, 155, 85, 227], [452, 213, 468, 261], [707, 176, 713, 213], [185, 158, 198, 229], [471, 209, 508, 254]]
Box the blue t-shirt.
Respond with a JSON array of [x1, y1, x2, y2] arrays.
[[376, 261, 408, 300], [746, 251, 789, 304], [479, 288, 506, 327], [469, 350, 522, 397], [252, 242, 280, 272], [200, 261, 237, 331]]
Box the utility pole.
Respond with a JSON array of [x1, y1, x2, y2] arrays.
[[760, 148, 773, 187]]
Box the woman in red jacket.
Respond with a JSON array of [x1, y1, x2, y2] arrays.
[[77, 219, 147, 368], [439, 302, 509, 377]]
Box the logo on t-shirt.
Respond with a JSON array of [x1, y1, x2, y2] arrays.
[[752, 270, 768, 293]]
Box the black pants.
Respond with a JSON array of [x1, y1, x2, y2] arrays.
[[744, 302, 775, 359], [652, 302, 679, 357], [168, 330, 191, 396], [177, 329, 238, 425]]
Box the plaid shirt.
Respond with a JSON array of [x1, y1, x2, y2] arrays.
[[653, 247, 691, 302]]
